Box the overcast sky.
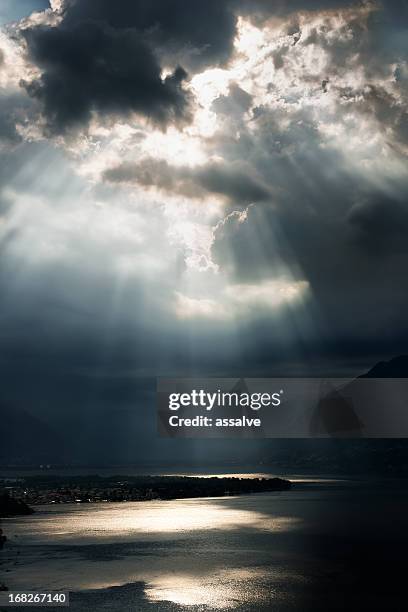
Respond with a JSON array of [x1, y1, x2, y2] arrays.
[[1, 1, 408, 461]]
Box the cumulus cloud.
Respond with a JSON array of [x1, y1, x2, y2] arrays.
[[17, 0, 240, 134]]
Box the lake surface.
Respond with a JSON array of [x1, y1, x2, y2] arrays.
[[2, 478, 408, 611]]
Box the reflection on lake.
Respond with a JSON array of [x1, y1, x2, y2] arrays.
[[145, 567, 292, 609], [3, 481, 408, 611], [4, 498, 301, 544]]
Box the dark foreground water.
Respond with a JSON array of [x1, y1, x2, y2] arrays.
[[2, 478, 408, 611]]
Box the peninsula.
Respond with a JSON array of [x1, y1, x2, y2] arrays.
[[1, 475, 291, 507]]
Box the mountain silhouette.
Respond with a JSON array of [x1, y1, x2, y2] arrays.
[[359, 355, 408, 378], [310, 355, 408, 438]]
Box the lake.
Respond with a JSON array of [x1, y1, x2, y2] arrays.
[[2, 478, 408, 611]]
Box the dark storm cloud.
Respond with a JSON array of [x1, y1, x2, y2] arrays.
[[22, 22, 191, 133], [20, 0, 238, 133], [103, 157, 272, 205]]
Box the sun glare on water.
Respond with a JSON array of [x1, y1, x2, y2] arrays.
[[145, 567, 286, 609], [21, 499, 302, 542]]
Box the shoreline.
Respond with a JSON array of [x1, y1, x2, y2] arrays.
[[1, 475, 291, 513]]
